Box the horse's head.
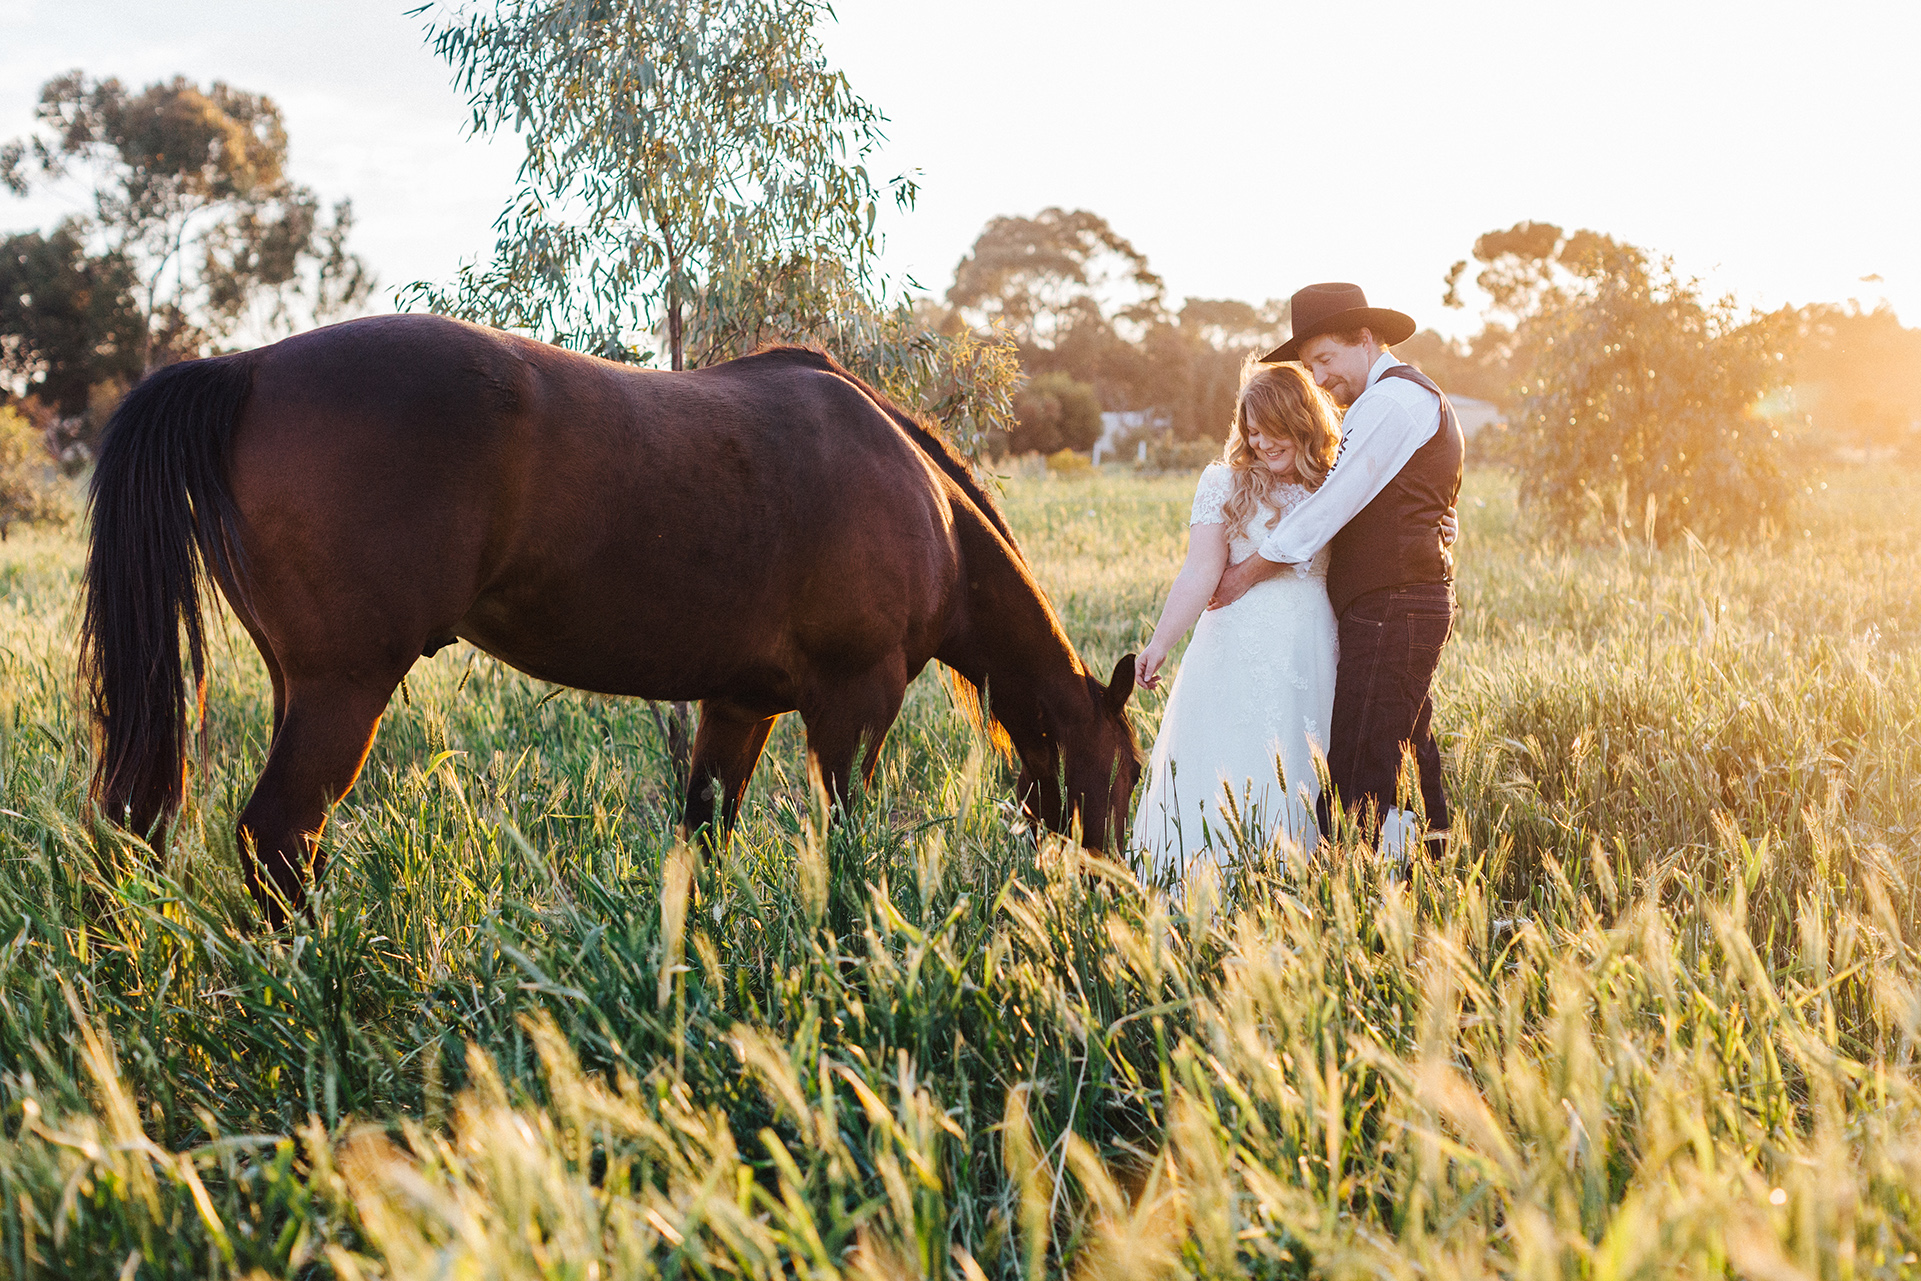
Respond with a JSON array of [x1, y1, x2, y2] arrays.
[[1016, 653, 1143, 851]]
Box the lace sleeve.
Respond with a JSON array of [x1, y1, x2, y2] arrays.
[[1189, 463, 1232, 526]]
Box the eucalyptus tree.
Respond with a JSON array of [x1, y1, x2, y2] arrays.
[[413, 0, 934, 369], [410, 0, 1016, 454], [410, 0, 1018, 780]]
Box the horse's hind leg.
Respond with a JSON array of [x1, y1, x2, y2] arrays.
[[236, 675, 397, 927], [683, 700, 779, 840], [230, 610, 288, 738]]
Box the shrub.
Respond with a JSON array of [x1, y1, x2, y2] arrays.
[[1009, 371, 1102, 455], [1139, 437, 1221, 474], [0, 404, 70, 539], [1044, 446, 1090, 475]]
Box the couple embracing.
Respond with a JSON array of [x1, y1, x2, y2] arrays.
[[1131, 283, 1464, 877]]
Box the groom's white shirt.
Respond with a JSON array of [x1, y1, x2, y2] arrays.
[[1257, 351, 1442, 565]]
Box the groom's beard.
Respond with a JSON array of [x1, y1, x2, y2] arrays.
[[1318, 371, 1362, 406]]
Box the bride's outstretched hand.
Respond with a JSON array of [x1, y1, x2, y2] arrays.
[[1136, 646, 1168, 691]]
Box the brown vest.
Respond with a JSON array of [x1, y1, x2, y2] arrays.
[[1325, 363, 1463, 617]]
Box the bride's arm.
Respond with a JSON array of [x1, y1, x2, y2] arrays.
[[1136, 523, 1229, 690]]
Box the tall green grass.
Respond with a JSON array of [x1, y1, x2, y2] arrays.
[[0, 465, 1916, 1278]]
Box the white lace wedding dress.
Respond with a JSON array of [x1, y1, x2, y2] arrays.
[[1132, 463, 1338, 878]]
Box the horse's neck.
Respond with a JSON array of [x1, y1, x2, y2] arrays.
[[939, 507, 1085, 763]]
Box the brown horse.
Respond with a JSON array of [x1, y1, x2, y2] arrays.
[[80, 314, 1141, 925]]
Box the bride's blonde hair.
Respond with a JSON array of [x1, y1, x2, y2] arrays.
[[1220, 360, 1342, 542]]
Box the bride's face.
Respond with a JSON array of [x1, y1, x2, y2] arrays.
[[1245, 424, 1299, 478]]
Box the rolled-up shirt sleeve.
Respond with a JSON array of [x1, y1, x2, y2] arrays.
[[1259, 395, 1433, 564]]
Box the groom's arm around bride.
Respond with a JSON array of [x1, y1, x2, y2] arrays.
[[1209, 282, 1465, 851]]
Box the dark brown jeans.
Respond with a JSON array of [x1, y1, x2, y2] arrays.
[[1319, 582, 1454, 838]]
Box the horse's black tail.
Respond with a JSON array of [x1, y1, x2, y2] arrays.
[[80, 354, 256, 837]]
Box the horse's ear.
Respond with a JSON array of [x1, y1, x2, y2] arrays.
[[1104, 653, 1136, 714]]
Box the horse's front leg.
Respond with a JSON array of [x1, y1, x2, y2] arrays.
[[682, 699, 780, 841], [796, 656, 910, 811]]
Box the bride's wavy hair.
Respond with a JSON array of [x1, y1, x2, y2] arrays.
[[1220, 359, 1342, 542]]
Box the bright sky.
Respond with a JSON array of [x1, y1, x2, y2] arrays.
[[4, 0, 1917, 340]]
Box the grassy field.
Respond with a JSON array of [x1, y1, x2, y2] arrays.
[[1, 462, 1919, 1279]]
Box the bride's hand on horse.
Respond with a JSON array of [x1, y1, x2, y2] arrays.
[[1136, 645, 1169, 691], [1442, 506, 1460, 546]]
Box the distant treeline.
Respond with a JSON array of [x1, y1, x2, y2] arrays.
[[922, 210, 1921, 473]]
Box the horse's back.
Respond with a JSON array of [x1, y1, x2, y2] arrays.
[[225, 316, 966, 703]]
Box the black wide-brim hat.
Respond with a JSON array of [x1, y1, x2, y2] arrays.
[[1260, 282, 1416, 363]]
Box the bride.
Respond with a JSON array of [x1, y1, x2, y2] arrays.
[[1132, 362, 1341, 878]]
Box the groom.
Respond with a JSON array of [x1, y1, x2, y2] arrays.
[[1209, 282, 1463, 852]]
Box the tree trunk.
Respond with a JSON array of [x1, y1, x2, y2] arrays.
[[656, 272, 694, 791], [649, 699, 695, 800], [668, 295, 685, 374]]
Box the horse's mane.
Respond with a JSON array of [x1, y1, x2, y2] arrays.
[[942, 668, 1017, 760], [737, 344, 1022, 560]]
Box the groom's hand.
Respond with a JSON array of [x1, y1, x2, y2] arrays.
[[1207, 554, 1284, 610]]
